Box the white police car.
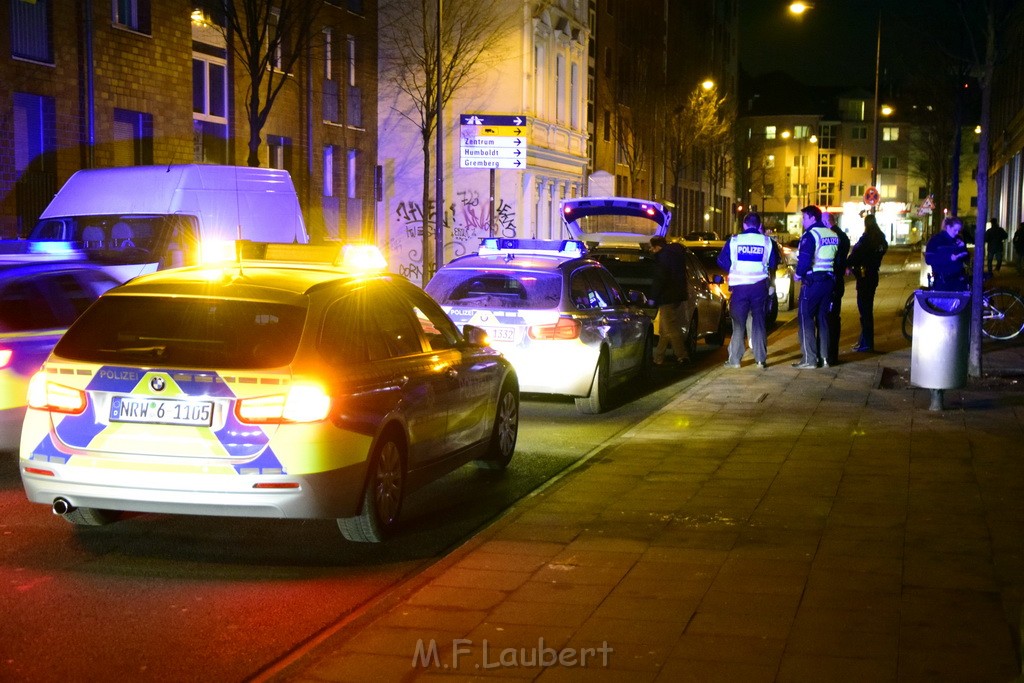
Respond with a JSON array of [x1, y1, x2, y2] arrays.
[[19, 243, 519, 542], [426, 238, 653, 414]]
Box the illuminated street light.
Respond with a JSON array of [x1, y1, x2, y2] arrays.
[[788, 2, 812, 15], [702, 79, 715, 91]]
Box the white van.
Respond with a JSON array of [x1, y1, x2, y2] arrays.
[[15, 164, 308, 281]]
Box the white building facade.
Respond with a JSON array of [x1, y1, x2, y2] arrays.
[[376, 0, 590, 282]]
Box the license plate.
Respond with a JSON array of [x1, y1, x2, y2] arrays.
[[110, 396, 214, 426], [485, 326, 516, 343]]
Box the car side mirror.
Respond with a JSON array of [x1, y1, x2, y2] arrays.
[[627, 289, 648, 306], [463, 324, 490, 347]]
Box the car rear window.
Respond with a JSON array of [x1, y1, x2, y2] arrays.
[[426, 270, 563, 310], [54, 296, 306, 369]]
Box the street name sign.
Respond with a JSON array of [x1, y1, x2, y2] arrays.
[[460, 114, 529, 170]]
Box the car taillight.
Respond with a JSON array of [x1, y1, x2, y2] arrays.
[[26, 372, 88, 415], [0, 348, 11, 369], [528, 316, 581, 340], [235, 383, 331, 424]]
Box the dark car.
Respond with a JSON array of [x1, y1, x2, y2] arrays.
[[0, 261, 119, 451], [560, 197, 729, 356]]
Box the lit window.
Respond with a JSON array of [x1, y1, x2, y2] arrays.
[[347, 149, 358, 200], [765, 126, 776, 140], [794, 125, 810, 140], [882, 126, 899, 141]]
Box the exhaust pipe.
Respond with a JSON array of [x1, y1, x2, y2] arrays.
[[52, 498, 74, 516]]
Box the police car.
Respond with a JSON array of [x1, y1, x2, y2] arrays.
[[0, 261, 120, 451], [426, 238, 652, 414], [19, 243, 519, 543]]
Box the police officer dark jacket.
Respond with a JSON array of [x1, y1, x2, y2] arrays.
[[796, 222, 840, 280], [717, 229, 779, 285]]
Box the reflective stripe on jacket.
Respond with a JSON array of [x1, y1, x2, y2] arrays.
[[810, 227, 839, 272]]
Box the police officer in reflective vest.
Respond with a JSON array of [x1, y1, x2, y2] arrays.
[[718, 212, 778, 368], [793, 205, 840, 369]]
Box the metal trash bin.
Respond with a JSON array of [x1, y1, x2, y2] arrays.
[[910, 290, 970, 390]]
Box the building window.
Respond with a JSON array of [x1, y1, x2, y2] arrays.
[[267, 135, 292, 171], [112, 109, 153, 166], [193, 53, 228, 163], [535, 44, 546, 114], [113, 0, 151, 34], [269, 9, 291, 72], [818, 123, 837, 150], [851, 126, 867, 140], [322, 29, 339, 123], [850, 155, 867, 168], [13, 93, 55, 173], [793, 125, 810, 140], [764, 155, 775, 169], [603, 110, 611, 141], [346, 35, 362, 127], [763, 183, 774, 197], [792, 155, 807, 168], [570, 62, 580, 129], [347, 149, 358, 199], [765, 126, 776, 140], [851, 183, 865, 198], [881, 156, 898, 170], [556, 54, 565, 124], [323, 146, 335, 197], [818, 153, 835, 178], [11, 0, 53, 63], [882, 126, 899, 141]]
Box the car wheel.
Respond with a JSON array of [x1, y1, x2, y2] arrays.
[[475, 380, 519, 471], [705, 310, 727, 346], [636, 329, 655, 382], [575, 350, 609, 414], [337, 435, 405, 543], [61, 507, 121, 527], [685, 314, 699, 358]]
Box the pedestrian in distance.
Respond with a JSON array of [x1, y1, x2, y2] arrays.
[[984, 219, 1008, 275], [793, 205, 840, 369], [925, 216, 970, 291], [717, 211, 778, 369], [847, 213, 888, 352], [821, 211, 850, 365], [649, 236, 690, 365], [1014, 224, 1024, 274]]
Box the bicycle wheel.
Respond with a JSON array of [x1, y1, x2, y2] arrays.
[[982, 289, 1024, 340], [901, 292, 915, 341]]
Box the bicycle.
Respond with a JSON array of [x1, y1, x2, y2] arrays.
[[901, 283, 1024, 341]]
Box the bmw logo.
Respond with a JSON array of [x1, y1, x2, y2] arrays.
[[150, 376, 166, 392]]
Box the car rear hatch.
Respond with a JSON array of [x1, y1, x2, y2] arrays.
[[560, 196, 670, 247]]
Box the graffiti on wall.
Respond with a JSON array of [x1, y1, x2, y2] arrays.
[[388, 189, 519, 281]]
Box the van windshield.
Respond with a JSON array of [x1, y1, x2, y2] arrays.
[[28, 214, 198, 268]]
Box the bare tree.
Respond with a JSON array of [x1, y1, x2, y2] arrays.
[[379, 0, 512, 285], [212, 0, 324, 167], [667, 83, 729, 232]]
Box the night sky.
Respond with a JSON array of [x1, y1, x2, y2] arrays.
[[739, 0, 979, 90]]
